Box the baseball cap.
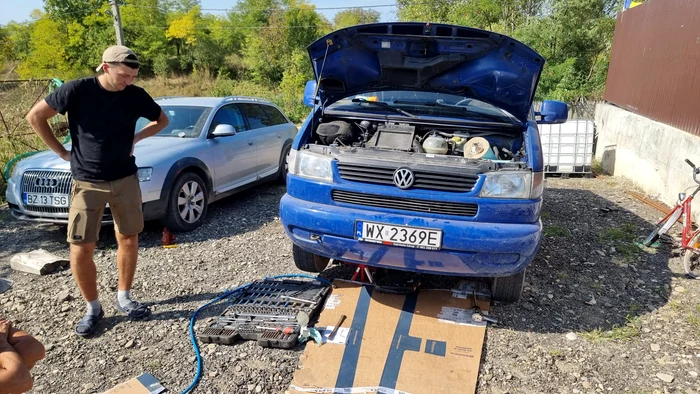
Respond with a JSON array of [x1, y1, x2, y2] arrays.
[[95, 45, 140, 72]]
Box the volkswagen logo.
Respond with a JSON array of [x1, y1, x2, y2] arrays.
[[393, 168, 415, 189], [35, 177, 59, 188]]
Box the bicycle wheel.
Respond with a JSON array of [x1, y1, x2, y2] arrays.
[[683, 232, 700, 279]]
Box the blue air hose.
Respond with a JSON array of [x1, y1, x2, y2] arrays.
[[181, 274, 332, 394]]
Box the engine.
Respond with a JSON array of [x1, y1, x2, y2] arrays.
[[312, 118, 523, 161]]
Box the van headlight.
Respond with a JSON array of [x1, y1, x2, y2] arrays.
[[137, 167, 153, 182], [289, 149, 333, 182], [480, 171, 544, 199]]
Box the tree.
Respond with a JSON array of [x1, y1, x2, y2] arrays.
[[332, 8, 380, 29], [43, 0, 104, 22], [243, 0, 325, 85], [17, 17, 81, 79], [120, 0, 170, 71]]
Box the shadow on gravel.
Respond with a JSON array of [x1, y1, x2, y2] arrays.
[[314, 186, 675, 339], [87, 291, 232, 339], [488, 186, 674, 336], [0, 182, 284, 259], [93, 183, 286, 250]]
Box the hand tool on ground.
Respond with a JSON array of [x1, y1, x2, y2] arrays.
[[327, 314, 347, 341], [256, 325, 295, 335], [471, 290, 497, 324], [280, 295, 313, 303]]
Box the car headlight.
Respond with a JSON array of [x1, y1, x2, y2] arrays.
[[289, 150, 333, 181], [10, 164, 22, 179], [137, 167, 153, 182], [479, 171, 544, 199]]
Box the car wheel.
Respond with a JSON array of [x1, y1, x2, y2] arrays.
[[163, 172, 209, 232], [277, 145, 291, 184], [292, 244, 330, 273], [490, 269, 526, 303]]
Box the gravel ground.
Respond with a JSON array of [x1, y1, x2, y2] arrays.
[[0, 175, 698, 394]]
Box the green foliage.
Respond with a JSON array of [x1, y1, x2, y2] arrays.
[[333, 8, 380, 29], [1, 0, 620, 106]]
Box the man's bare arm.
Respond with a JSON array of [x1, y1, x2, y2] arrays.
[[134, 110, 169, 145], [26, 100, 70, 162], [0, 321, 32, 394]]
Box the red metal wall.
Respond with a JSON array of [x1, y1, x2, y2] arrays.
[[604, 0, 700, 135]]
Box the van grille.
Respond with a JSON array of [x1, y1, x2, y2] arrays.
[[337, 163, 478, 192], [332, 190, 478, 217]]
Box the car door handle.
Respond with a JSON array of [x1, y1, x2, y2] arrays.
[[248, 140, 254, 146]]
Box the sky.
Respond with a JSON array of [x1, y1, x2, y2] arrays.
[[0, 0, 398, 25]]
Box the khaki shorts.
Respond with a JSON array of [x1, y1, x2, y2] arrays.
[[67, 174, 144, 244]]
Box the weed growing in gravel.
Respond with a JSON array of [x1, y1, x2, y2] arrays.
[[580, 315, 641, 342], [616, 243, 642, 262], [687, 305, 700, 338], [598, 223, 638, 243], [548, 348, 563, 357], [544, 225, 569, 237], [541, 211, 551, 219], [669, 300, 682, 311], [629, 301, 643, 313]]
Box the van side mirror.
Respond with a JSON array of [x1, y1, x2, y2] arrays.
[[536, 100, 568, 124], [303, 80, 318, 107], [212, 124, 236, 137]]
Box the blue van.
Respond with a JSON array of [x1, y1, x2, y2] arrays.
[[279, 23, 567, 302]]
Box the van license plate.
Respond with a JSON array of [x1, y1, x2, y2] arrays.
[[356, 221, 442, 250]]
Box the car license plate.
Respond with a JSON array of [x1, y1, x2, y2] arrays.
[[23, 193, 70, 208], [355, 221, 442, 250]]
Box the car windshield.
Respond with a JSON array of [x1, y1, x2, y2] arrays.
[[326, 91, 517, 123], [135, 106, 212, 138]]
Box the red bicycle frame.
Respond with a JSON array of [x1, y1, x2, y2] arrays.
[[653, 185, 700, 251]]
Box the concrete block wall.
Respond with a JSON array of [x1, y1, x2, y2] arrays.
[[595, 102, 700, 223]]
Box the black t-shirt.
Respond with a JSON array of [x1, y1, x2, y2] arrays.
[[45, 77, 161, 182]]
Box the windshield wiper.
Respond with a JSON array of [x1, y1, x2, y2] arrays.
[[393, 100, 510, 122], [351, 98, 416, 118]]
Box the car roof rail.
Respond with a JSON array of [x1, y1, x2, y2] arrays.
[[154, 96, 184, 101], [222, 96, 272, 104]]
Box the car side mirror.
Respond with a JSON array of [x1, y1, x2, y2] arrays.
[[303, 80, 318, 107], [536, 100, 568, 124], [212, 124, 236, 137]]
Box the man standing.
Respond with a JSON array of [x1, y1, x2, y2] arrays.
[[26, 46, 169, 337]]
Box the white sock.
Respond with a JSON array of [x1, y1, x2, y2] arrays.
[[117, 290, 132, 307], [87, 299, 101, 316]]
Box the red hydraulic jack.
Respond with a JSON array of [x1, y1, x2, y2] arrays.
[[349, 264, 375, 284]]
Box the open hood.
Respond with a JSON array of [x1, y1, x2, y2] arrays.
[[307, 22, 545, 123]]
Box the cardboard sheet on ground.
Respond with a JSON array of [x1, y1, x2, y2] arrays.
[[290, 280, 489, 394]]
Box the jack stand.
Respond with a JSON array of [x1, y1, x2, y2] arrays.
[[350, 264, 374, 284]]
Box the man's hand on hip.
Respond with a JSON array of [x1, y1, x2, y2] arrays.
[[59, 149, 71, 162]]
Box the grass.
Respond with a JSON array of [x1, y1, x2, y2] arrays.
[[617, 243, 643, 263], [629, 301, 643, 314], [547, 348, 563, 357], [597, 223, 638, 243], [591, 157, 605, 175], [596, 223, 644, 262], [687, 305, 700, 338], [544, 225, 569, 237], [580, 315, 641, 342]]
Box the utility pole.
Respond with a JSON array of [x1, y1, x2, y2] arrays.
[[110, 0, 125, 46]]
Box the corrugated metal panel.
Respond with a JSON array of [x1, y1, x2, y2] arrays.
[[604, 0, 700, 136]]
